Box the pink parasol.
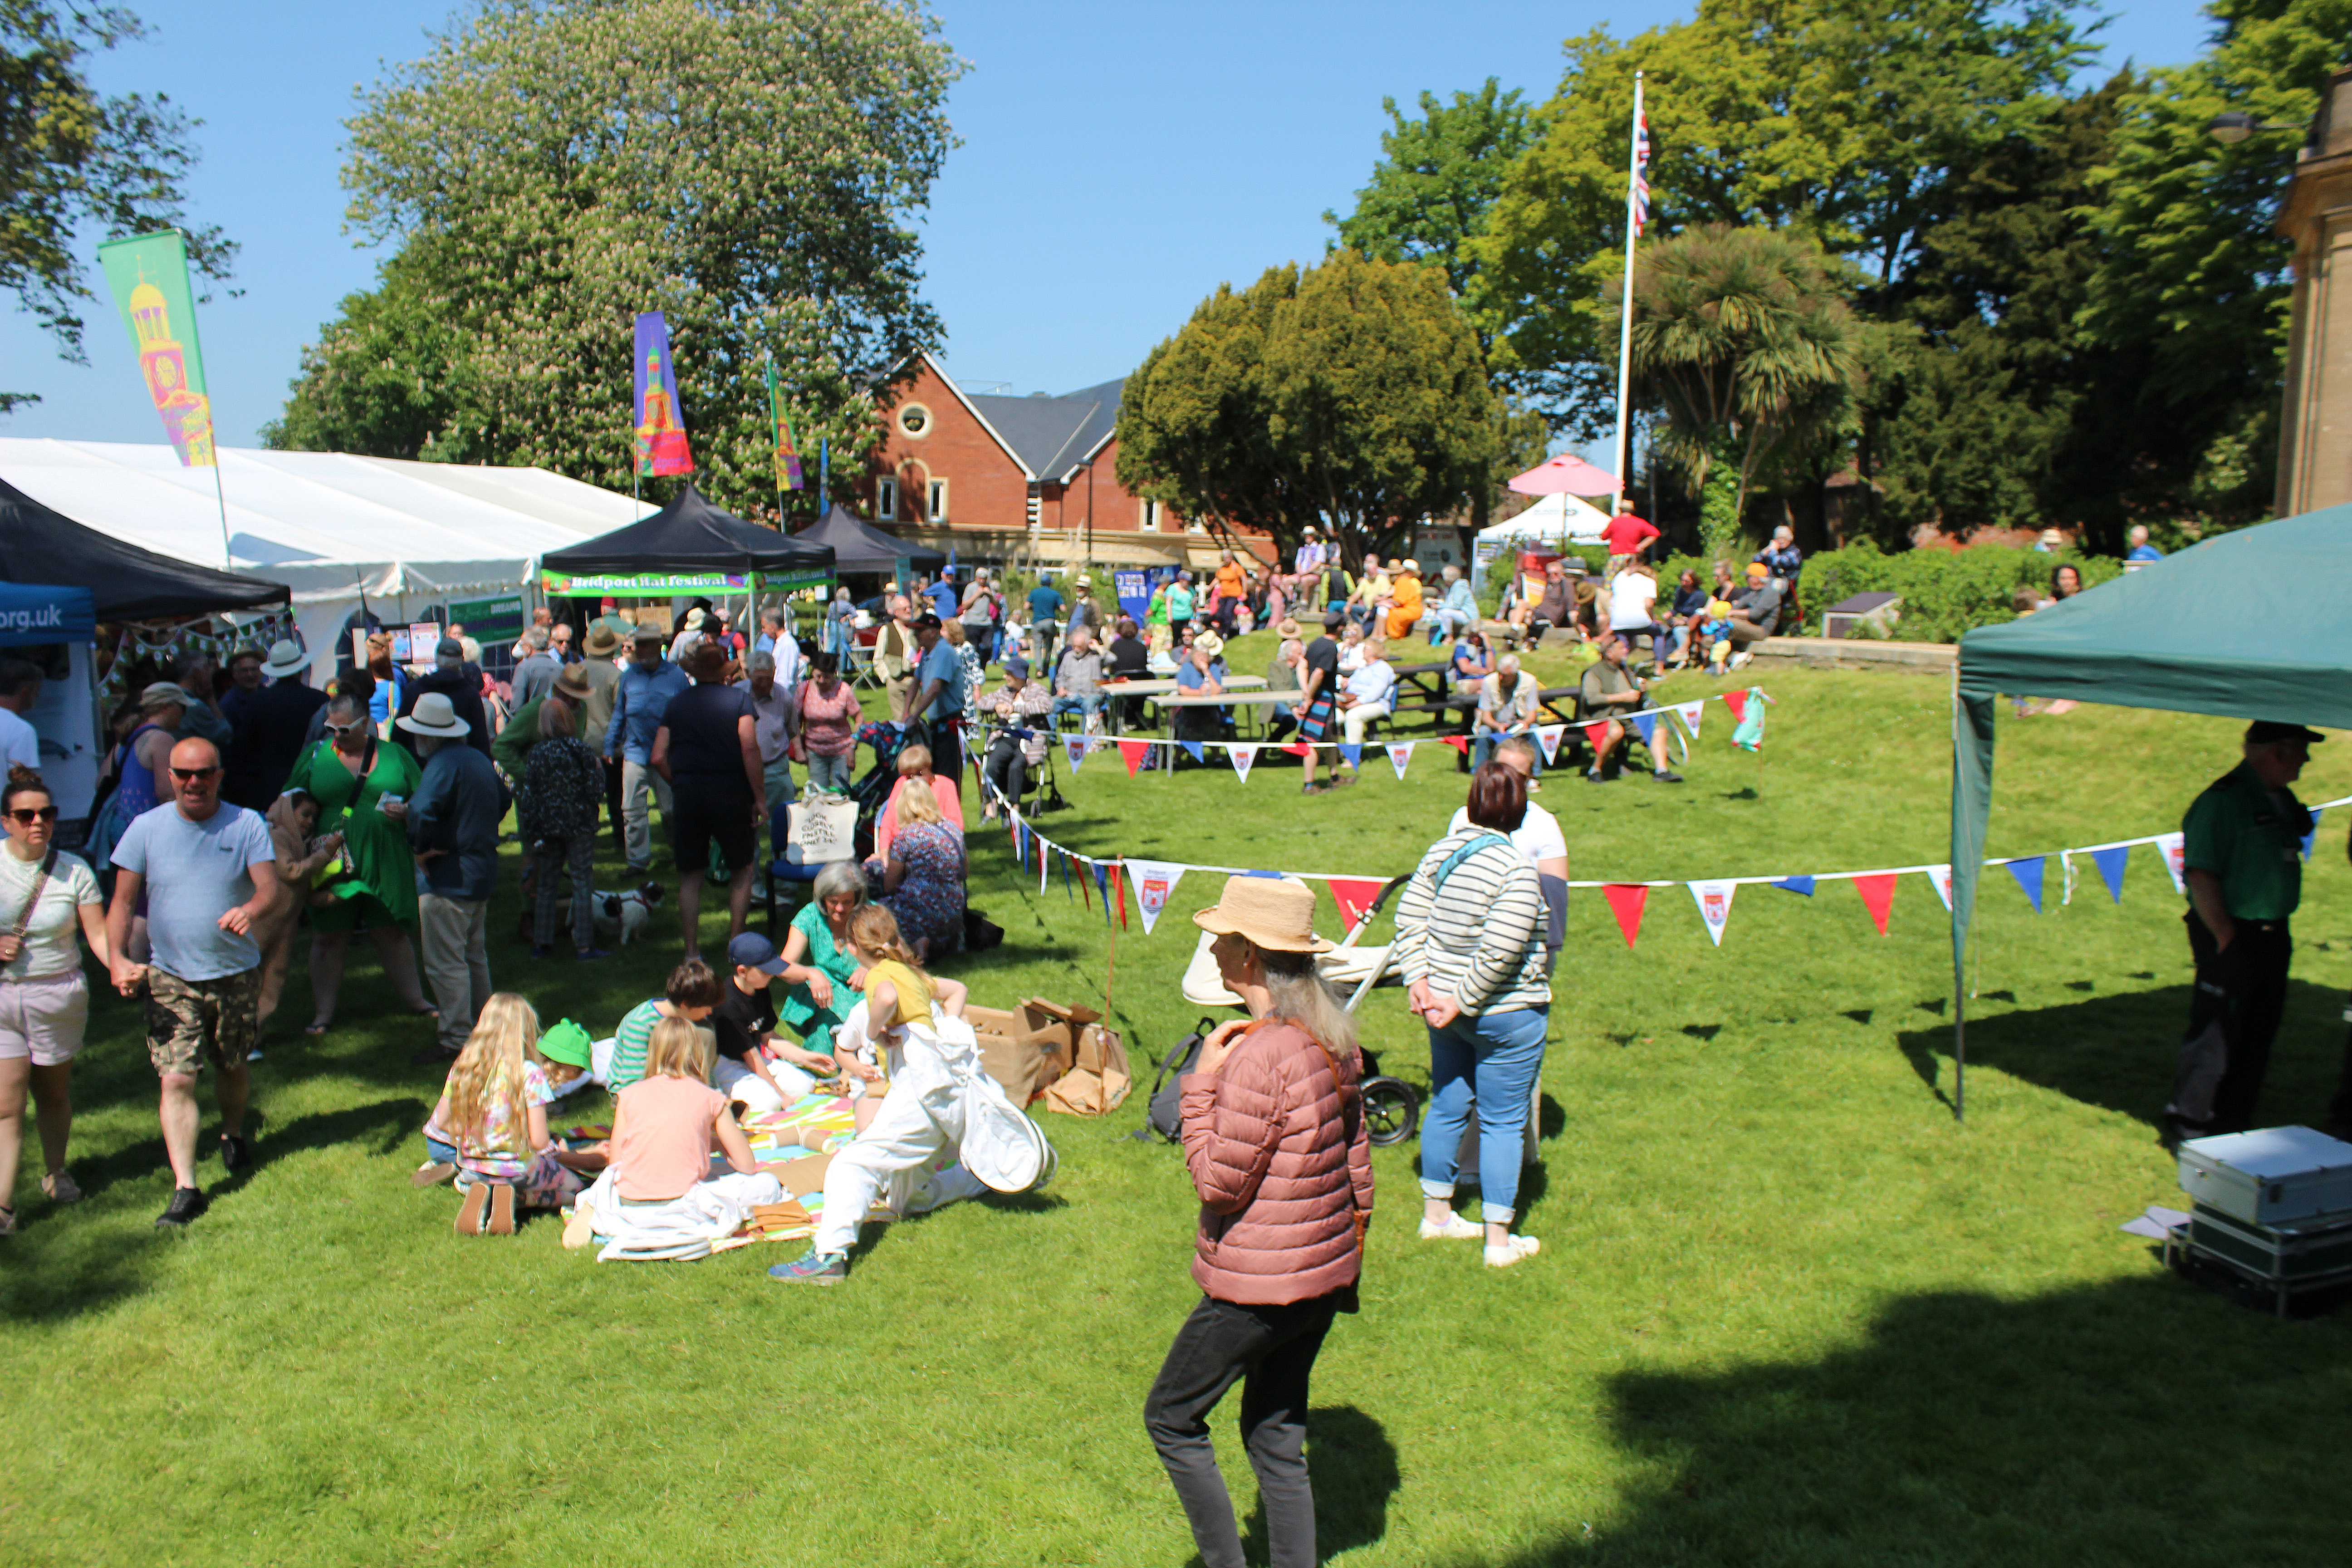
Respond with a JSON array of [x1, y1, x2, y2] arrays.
[[1507, 454, 1619, 498]]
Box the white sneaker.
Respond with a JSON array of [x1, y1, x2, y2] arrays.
[[1484, 1235, 1541, 1268], [1729, 650, 1753, 671], [1419, 1213, 1482, 1240]]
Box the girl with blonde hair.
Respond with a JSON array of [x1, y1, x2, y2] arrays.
[[872, 740, 965, 860], [421, 994, 599, 1235], [563, 1015, 783, 1258]]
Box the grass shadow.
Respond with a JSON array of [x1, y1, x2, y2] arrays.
[[1228, 1402, 1400, 1566], [1449, 1277, 2352, 1566], [1896, 981, 2343, 1129]]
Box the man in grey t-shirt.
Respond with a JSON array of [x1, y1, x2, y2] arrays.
[[108, 737, 279, 1229]]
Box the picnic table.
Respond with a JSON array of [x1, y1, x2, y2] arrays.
[[1101, 674, 1264, 733], [1388, 659, 1453, 706]]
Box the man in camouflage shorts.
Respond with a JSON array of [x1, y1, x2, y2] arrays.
[[147, 968, 263, 1077], [108, 737, 279, 1229]]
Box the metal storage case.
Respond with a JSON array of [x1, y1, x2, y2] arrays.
[[2176, 1126, 2352, 1225], [2187, 1204, 2352, 1284]]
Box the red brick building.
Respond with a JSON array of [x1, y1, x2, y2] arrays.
[[863, 353, 1194, 564]]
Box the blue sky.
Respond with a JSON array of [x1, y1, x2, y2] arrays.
[[2, 0, 2219, 451]]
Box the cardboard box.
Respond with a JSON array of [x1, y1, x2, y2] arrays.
[[969, 997, 1099, 1106]]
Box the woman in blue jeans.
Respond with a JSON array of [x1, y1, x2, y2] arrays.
[[1391, 763, 1550, 1268]]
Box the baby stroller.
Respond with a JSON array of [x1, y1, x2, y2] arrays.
[[1177, 875, 1421, 1145], [848, 718, 920, 860]]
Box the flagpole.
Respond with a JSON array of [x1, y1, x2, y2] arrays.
[[1610, 71, 1645, 512], [170, 233, 233, 569]]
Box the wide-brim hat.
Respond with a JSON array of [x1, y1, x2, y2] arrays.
[[2246, 720, 2326, 747], [260, 639, 309, 678], [630, 623, 666, 645], [583, 623, 623, 656], [397, 691, 470, 738], [553, 666, 596, 701], [1275, 617, 1301, 640], [682, 608, 706, 631], [1194, 874, 1333, 953], [1396, 557, 1420, 572], [140, 681, 192, 711], [1193, 630, 1225, 658]]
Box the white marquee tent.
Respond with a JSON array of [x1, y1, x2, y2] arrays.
[[1479, 490, 1612, 546], [0, 439, 652, 684]]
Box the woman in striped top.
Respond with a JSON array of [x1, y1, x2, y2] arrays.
[[1391, 763, 1552, 1269]]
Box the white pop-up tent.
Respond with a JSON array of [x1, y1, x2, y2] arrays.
[[0, 439, 652, 685], [1479, 491, 1612, 546]]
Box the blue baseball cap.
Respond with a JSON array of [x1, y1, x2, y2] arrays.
[[727, 931, 788, 975]]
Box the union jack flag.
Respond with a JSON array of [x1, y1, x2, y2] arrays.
[[1631, 110, 1652, 237]]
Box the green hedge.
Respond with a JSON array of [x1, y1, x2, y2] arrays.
[[1652, 541, 2121, 644]]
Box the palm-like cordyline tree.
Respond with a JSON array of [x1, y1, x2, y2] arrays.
[[1628, 225, 1875, 557]]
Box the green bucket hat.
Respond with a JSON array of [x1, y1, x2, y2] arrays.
[[538, 1019, 593, 1071]]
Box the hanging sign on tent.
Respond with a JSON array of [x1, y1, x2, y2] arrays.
[[97, 230, 217, 468], [448, 595, 524, 644], [633, 312, 695, 476], [540, 569, 754, 595]]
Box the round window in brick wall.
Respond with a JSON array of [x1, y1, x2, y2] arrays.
[[897, 403, 931, 437]]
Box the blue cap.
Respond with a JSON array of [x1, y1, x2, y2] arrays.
[[726, 931, 787, 975]]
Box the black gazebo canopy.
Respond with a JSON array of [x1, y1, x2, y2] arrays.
[[539, 484, 834, 588]]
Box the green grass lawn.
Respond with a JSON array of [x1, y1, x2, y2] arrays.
[[6, 644, 2352, 1567]]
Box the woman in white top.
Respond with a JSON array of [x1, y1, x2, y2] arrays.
[[1605, 563, 1665, 661], [0, 768, 113, 1229]]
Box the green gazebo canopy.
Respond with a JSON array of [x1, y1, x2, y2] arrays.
[[1949, 509, 2352, 1112]]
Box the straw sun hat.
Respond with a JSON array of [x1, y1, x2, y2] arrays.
[[1193, 875, 1334, 953]]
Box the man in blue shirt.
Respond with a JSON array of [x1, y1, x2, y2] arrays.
[[1027, 578, 1066, 672], [402, 694, 510, 1064], [2125, 524, 2164, 571], [510, 627, 560, 707], [106, 735, 280, 1228], [926, 570, 961, 621], [903, 613, 968, 783], [605, 625, 692, 872]]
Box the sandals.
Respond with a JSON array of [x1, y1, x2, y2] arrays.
[[454, 1183, 490, 1236], [411, 1160, 457, 1189], [304, 1019, 331, 1036], [454, 1181, 518, 1236]]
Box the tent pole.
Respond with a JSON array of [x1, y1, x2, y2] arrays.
[[210, 460, 232, 571]]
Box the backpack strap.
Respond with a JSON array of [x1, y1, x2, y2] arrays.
[[1430, 830, 1510, 899]]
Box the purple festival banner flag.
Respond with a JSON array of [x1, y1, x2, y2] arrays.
[[632, 312, 694, 476]]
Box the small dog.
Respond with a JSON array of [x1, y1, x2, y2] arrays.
[[593, 882, 666, 946], [520, 880, 666, 947]]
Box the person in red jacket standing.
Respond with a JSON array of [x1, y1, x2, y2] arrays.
[[1144, 875, 1374, 1568]]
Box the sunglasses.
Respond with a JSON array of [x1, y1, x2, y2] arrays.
[[326, 720, 368, 735], [5, 806, 58, 825], [171, 766, 221, 782]]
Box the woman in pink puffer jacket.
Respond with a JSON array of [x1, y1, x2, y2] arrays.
[[1143, 875, 1374, 1568]]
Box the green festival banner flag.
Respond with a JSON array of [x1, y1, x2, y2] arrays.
[[97, 230, 218, 467]]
